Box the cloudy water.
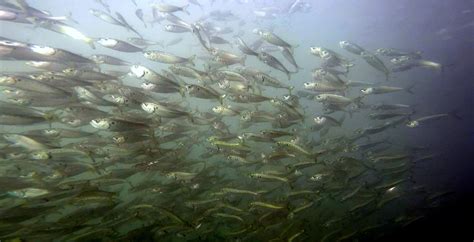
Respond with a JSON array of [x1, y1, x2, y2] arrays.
[[0, 0, 473, 241]]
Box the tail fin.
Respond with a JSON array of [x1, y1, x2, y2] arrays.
[[287, 86, 294, 95], [188, 55, 196, 66], [352, 96, 364, 108], [240, 55, 247, 66], [405, 84, 416, 94], [86, 38, 96, 49], [448, 109, 462, 120], [182, 4, 190, 15], [219, 94, 226, 105], [67, 11, 79, 24]]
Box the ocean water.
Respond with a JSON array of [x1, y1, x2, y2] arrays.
[[0, 0, 473, 241]]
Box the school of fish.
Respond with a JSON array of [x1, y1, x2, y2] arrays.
[[0, 0, 460, 241]]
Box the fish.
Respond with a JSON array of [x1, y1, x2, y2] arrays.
[[31, 18, 95, 49], [255, 72, 293, 91], [96, 38, 143, 52], [21, 44, 93, 63], [360, 51, 390, 80], [212, 104, 244, 116], [90, 54, 130, 66], [339, 41, 366, 55], [369, 110, 414, 120], [90, 117, 150, 131], [135, 9, 147, 28], [89, 9, 125, 26], [143, 50, 195, 65], [152, 3, 190, 15], [361, 85, 414, 95], [0, 75, 68, 95], [3, 134, 56, 150], [127, 37, 163, 48], [115, 12, 142, 38], [376, 48, 422, 58], [0, 2, 461, 240], [209, 35, 231, 45], [141, 102, 192, 119], [185, 84, 224, 103], [235, 37, 259, 56], [257, 51, 294, 80], [406, 112, 460, 128], [94, 0, 111, 13], [164, 24, 192, 33], [254, 28, 296, 52], [279, 46, 300, 70], [313, 115, 343, 127], [166, 37, 184, 47]]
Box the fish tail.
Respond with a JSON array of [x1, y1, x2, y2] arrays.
[[179, 86, 186, 98], [183, 4, 190, 15], [86, 38, 96, 49], [240, 55, 247, 66], [67, 11, 79, 24], [288, 86, 294, 95], [448, 109, 462, 120], [188, 55, 196, 66], [219, 94, 226, 105], [385, 72, 390, 81], [352, 96, 364, 108], [187, 113, 195, 124], [405, 84, 416, 94]]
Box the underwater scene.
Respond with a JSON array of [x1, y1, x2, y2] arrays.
[[1, 0, 473, 241]]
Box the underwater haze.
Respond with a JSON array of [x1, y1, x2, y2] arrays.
[[1, 0, 473, 241]]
